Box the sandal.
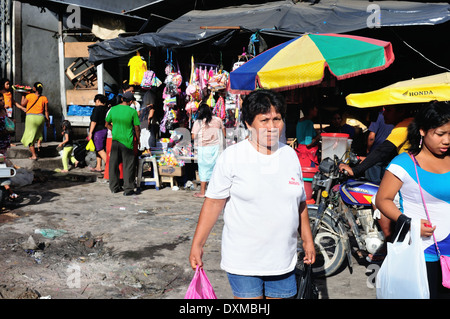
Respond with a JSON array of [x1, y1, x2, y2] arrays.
[[193, 193, 205, 198]]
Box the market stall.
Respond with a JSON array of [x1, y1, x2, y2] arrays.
[[112, 46, 249, 190], [86, 0, 449, 190]]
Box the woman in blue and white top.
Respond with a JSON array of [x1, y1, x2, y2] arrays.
[[376, 101, 450, 299]]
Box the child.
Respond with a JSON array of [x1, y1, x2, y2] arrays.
[[0, 78, 16, 147], [58, 120, 78, 172]]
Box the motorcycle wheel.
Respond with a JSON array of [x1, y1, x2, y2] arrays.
[[305, 207, 347, 277]]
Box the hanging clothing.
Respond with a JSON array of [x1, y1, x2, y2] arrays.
[[128, 54, 147, 85]]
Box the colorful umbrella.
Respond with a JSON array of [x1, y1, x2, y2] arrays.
[[229, 33, 394, 93], [346, 72, 450, 108]]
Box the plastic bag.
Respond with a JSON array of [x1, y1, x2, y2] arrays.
[[376, 218, 429, 299], [296, 261, 318, 299], [34, 228, 67, 239], [86, 139, 95, 152], [184, 266, 217, 299], [5, 117, 15, 132]]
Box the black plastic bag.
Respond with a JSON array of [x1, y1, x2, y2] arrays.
[[295, 261, 319, 299]]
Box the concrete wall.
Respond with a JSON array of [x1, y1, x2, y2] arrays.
[[21, 4, 62, 117], [13, 4, 63, 142], [16, 4, 118, 141]]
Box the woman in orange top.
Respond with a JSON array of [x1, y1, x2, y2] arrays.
[[16, 82, 50, 160], [0, 78, 15, 118]]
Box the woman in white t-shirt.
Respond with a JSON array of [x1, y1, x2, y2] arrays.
[[191, 103, 225, 198], [189, 89, 315, 299]]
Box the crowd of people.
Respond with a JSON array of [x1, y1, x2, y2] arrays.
[[0, 75, 448, 299], [0, 78, 232, 199]]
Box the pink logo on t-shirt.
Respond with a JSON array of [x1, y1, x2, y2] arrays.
[[289, 177, 300, 186]]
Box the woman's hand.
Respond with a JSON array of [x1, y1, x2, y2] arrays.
[[421, 219, 436, 237], [299, 201, 316, 265], [302, 240, 316, 265], [189, 244, 204, 270]]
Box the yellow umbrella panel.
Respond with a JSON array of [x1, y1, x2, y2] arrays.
[[346, 72, 450, 108]]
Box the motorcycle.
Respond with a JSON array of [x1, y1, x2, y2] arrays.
[[306, 153, 384, 277]]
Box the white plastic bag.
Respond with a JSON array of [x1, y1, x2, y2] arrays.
[[376, 218, 429, 299]]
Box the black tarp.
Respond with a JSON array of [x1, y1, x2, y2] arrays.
[[19, 0, 162, 18], [88, 0, 450, 63]]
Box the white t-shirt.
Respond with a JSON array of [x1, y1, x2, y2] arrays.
[[206, 139, 306, 276], [130, 101, 141, 113]]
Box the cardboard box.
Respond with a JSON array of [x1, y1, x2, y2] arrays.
[[158, 165, 184, 177]]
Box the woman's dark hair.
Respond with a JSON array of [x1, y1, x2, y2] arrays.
[[197, 103, 212, 124], [34, 82, 43, 95], [61, 119, 72, 131], [0, 78, 10, 90], [242, 89, 286, 128], [94, 94, 108, 105], [407, 101, 450, 155]]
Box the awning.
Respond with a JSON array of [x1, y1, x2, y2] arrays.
[[88, 0, 450, 63], [17, 0, 164, 19], [346, 72, 450, 108]]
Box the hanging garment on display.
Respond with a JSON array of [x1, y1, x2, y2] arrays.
[[128, 53, 147, 85]]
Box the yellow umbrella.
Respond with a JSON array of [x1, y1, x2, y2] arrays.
[[346, 72, 450, 108]]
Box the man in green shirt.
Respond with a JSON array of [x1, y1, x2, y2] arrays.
[[105, 91, 141, 196]]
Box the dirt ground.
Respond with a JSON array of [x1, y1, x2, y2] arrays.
[[0, 168, 376, 300], [0, 168, 218, 299]]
